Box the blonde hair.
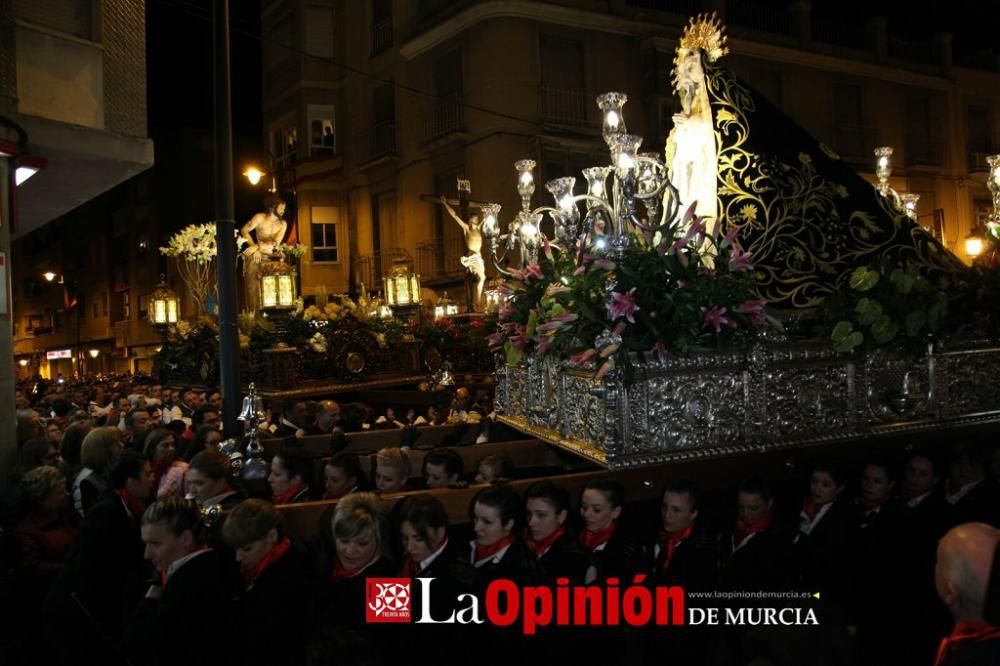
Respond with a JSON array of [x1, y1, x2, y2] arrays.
[[80, 427, 122, 472], [20, 466, 65, 507], [332, 492, 390, 557], [375, 447, 410, 478]]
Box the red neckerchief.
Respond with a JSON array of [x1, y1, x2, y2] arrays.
[[735, 508, 773, 546], [474, 533, 515, 563], [934, 621, 1000, 666], [802, 496, 832, 523], [331, 555, 377, 580], [272, 483, 307, 505], [580, 521, 617, 551], [524, 526, 566, 558], [243, 537, 291, 587], [657, 525, 693, 571], [115, 488, 146, 527]]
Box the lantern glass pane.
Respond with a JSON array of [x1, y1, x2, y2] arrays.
[[262, 276, 278, 308], [278, 275, 294, 306], [153, 300, 166, 324], [167, 299, 178, 323], [395, 277, 410, 305]]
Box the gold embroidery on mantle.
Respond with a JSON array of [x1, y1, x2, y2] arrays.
[[706, 58, 962, 308]]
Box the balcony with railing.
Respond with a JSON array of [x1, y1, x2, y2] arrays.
[[416, 236, 469, 281], [726, 0, 791, 35], [541, 85, 589, 127], [888, 35, 933, 65], [625, 0, 703, 15], [353, 248, 413, 292], [969, 151, 998, 173], [368, 121, 398, 162], [811, 17, 866, 51], [425, 96, 465, 142], [371, 17, 393, 56]]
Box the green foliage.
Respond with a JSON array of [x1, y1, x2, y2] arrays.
[[825, 263, 955, 353]]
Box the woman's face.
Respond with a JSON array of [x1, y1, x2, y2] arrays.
[[861, 464, 894, 504], [154, 436, 176, 464], [235, 529, 278, 570], [580, 489, 620, 532], [324, 464, 355, 499], [472, 501, 512, 546], [375, 463, 406, 494], [810, 470, 842, 504], [268, 456, 297, 495], [335, 526, 378, 571], [526, 498, 565, 542], [400, 520, 446, 563]]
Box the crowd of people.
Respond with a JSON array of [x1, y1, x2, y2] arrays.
[[3, 375, 1000, 665]]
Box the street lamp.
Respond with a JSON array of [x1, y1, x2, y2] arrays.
[[18, 359, 27, 367], [42, 271, 57, 282], [149, 274, 180, 335], [88, 349, 100, 359], [243, 166, 265, 186], [965, 229, 986, 259]]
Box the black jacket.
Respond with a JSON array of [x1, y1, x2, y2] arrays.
[[792, 499, 853, 606], [720, 525, 796, 591], [589, 525, 648, 582], [652, 527, 718, 591], [121, 549, 231, 666], [43, 491, 146, 654], [470, 538, 541, 593], [537, 532, 594, 584], [231, 545, 316, 666]]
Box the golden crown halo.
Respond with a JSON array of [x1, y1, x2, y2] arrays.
[[672, 12, 729, 85]]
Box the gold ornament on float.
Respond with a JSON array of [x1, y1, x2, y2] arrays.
[[673, 12, 729, 84]]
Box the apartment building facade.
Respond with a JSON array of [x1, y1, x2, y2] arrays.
[[258, 0, 1000, 306]]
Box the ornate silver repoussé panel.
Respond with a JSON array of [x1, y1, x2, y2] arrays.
[[494, 340, 1000, 470]]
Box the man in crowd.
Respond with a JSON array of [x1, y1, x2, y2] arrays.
[[933, 523, 1000, 665], [123, 406, 152, 449]]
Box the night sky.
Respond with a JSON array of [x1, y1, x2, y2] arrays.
[[146, 0, 263, 218]]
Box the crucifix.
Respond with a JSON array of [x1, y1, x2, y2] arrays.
[[421, 176, 488, 312]]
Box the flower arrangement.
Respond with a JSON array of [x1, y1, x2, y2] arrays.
[[278, 243, 306, 260], [160, 224, 246, 314], [488, 204, 770, 378]]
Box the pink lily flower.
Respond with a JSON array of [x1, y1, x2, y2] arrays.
[[720, 225, 740, 249], [729, 248, 753, 272], [607, 288, 640, 324], [671, 218, 706, 254], [535, 337, 553, 354], [523, 264, 545, 280], [702, 306, 732, 333], [652, 340, 669, 362]]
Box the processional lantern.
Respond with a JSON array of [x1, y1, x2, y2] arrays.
[[259, 253, 298, 313], [149, 274, 180, 329], [434, 292, 459, 319]]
